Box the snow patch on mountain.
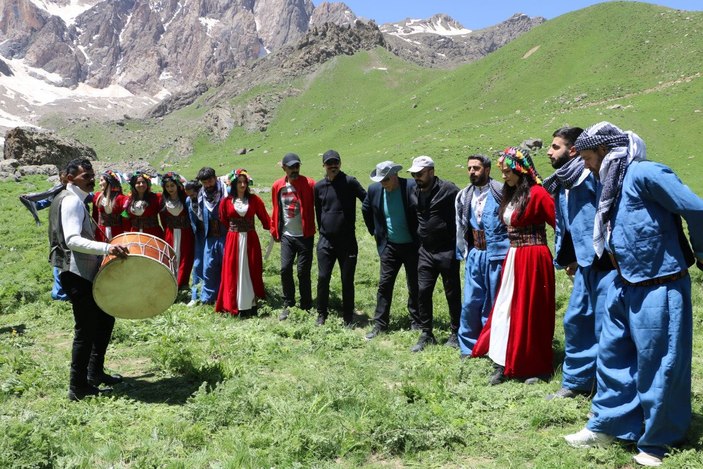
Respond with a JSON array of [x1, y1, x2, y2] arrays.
[[28, 0, 97, 26], [381, 15, 472, 37]]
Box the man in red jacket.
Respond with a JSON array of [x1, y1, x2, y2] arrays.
[[271, 153, 316, 320]]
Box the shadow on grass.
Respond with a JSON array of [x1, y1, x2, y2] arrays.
[[684, 411, 703, 451], [113, 369, 225, 405], [0, 324, 26, 335]]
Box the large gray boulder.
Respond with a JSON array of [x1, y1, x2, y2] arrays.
[[3, 128, 96, 169]]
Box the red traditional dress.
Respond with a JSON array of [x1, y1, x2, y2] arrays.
[[126, 192, 164, 239], [215, 194, 271, 315], [159, 197, 195, 289], [472, 185, 556, 379], [92, 191, 128, 242]]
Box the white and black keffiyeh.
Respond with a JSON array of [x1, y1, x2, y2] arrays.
[[574, 121, 646, 256], [542, 156, 586, 195]]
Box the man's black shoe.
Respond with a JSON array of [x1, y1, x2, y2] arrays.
[[411, 332, 437, 352], [316, 314, 326, 326], [278, 307, 290, 321], [365, 326, 386, 340], [68, 384, 111, 401], [87, 372, 123, 387]]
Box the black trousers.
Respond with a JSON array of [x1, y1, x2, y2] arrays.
[[316, 235, 358, 321], [280, 235, 314, 310], [373, 242, 420, 330], [417, 246, 461, 334], [60, 271, 115, 387]]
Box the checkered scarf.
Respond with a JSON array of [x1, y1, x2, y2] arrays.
[[542, 156, 586, 195], [574, 122, 646, 256]]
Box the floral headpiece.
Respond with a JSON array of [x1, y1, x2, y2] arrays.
[[498, 146, 542, 185], [160, 171, 186, 189], [102, 170, 123, 191], [129, 171, 153, 188], [228, 168, 254, 186]]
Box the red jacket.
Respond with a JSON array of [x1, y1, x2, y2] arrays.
[[270, 175, 316, 240]]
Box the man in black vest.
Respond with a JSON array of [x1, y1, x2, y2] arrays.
[[49, 158, 129, 401], [362, 161, 420, 339]]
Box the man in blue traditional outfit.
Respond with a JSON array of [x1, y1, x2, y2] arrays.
[[185, 179, 205, 306], [455, 154, 508, 356], [564, 122, 703, 467], [542, 126, 618, 399], [195, 167, 228, 304], [362, 160, 420, 338]]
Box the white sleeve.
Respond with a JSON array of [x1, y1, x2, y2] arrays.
[[61, 196, 111, 255]]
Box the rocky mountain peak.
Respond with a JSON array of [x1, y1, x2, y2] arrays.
[[309, 2, 358, 28], [381, 13, 471, 37]]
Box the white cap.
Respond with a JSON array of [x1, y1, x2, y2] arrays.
[[407, 155, 435, 173]]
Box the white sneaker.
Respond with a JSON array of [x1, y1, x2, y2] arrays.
[[186, 300, 198, 307], [564, 428, 614, 448], [633, 452, 662, 467]]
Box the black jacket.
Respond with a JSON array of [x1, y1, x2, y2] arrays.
[[314, 171, 367, 239], [362, 177, 418, 255], [416, 176, 459, 253]]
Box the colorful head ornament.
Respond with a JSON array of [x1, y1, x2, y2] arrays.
[[130, 171, 153, 189], [160, 171, 186, 189], [498, 146, 542, 185], [102, 170, 123, 191], [228, 168, 254, 186]]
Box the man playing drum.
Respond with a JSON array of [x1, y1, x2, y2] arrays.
[[49, 158, 129, 401]]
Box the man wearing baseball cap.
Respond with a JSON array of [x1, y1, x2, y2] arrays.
[[270, 152, 316, 320], [408, 155, 461, 352], [362, 160, 420, 339], [314, 150, 367, 326]]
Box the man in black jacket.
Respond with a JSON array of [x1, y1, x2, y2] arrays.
[[409, 156, 461, 352], [362, 161, 420, 339], [314, 150, 367, 325]]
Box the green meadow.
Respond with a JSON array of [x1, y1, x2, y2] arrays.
[[2, 2, 703, 467]]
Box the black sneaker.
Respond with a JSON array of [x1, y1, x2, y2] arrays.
[[278, 307, 290, 321], [410, 332, 437, 352], [444, 332, 459, 348], [365, 326, 386, 340], [87, 372, 123, 387], [68, 384, 110, 401], [316, 314, 326, 326]]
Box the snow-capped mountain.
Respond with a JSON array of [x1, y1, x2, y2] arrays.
[[0, 0, 544, 140]]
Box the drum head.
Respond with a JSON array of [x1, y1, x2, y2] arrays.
[[93, 255, 178, 319]]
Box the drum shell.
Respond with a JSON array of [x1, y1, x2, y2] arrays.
[[93, 232, 177, 319]]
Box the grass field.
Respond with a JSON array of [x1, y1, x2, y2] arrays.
[[3, 2, 703, 467]]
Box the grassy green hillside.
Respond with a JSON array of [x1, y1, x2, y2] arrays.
[[54, 2, 703, 193], [4, 2, 702, 467]]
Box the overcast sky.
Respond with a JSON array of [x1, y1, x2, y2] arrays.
[[328, 0, 703, 29]]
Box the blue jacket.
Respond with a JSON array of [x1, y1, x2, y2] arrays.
[[455, 180, 509, 262], [607, 161, 703, 283], [554, 170, 598, 268], [362, 177, 418, 255]]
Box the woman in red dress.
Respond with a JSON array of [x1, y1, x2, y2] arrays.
[[215, 169, 271, 316], [472, 147, 556, 385], [126, 172, 164, 239], [92, 170, 128, 242], [159, 172, 195, 290]]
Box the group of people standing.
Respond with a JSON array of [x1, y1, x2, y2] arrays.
[[451, 123, 703, 467], [44, 121, 703, 466]]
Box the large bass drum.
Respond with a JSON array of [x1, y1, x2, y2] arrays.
[[93, 232, 177, 319]]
